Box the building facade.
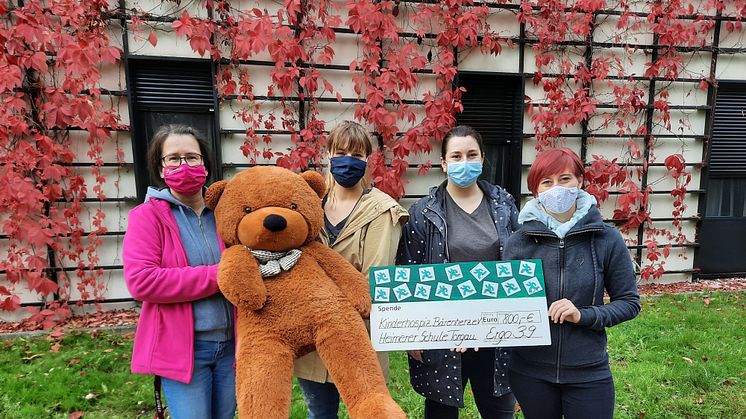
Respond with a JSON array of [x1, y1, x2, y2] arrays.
[[1, 0, 745, 320]]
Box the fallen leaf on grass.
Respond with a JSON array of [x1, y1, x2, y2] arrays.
[[722, 379, 735, 386], [704, 298, 710, 305], [103, 348, 113, 353], [84, 393, 97, 400], [639, 412, 646, 419], [67, 357, 81, 366], [696, 397, 704, 404], [682, 356, 694, 364], [68, 412, 84, 419], [50, 343, 61, 352], [22, 354, 43, 361]]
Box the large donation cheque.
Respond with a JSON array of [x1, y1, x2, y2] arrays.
[[369, 259, 552, 351]]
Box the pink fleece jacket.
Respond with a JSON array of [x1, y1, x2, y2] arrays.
[[123, 198, 226, 384]]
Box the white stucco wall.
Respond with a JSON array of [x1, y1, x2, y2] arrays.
[[2, 0, 743, 320]]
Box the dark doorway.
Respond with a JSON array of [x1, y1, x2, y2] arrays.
[[696, 82, 746, 277], [128, 59, 219, 202], [456, 72, 523, 200]]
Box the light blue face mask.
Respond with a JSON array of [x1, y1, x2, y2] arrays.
[[538, 185, 579, 214], [447, 161, 483, 188]]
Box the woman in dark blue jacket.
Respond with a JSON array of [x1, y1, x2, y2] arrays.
[[396, 125, 519, 419], [503, 147, 640, 419]]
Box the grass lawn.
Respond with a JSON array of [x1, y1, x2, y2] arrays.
[[1, 292, 744, 418]]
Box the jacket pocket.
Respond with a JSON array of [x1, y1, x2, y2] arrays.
[[512, 344, 557, 368], [562, 326, 608, 368]]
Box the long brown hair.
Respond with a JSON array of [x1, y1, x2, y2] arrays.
[[325, 121, 373, 202]]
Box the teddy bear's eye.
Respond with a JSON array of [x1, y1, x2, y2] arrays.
[[244, 206, 252, 213], [290, 203, 298, 210]]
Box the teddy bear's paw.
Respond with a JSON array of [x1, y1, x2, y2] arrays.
[[348, 393, 406, 419], [351, 295, 372, 319]]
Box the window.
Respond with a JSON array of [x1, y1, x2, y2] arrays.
[[128, 59, 219, 201], [705, 178, 746, 217], [706, 82, 746, 218], [696, 82, 746, 276], [457, 73, 523, 198]]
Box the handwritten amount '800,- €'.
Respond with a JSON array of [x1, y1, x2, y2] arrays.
[[481, 311, 542, 345], [480, 311, 541, 325]]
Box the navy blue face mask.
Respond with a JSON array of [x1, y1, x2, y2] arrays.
[[330, 156, 367, 188]]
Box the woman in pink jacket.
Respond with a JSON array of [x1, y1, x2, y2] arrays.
[[123, 124, 236, 419]]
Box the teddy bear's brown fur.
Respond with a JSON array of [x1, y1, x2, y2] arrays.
[[205, 166, 405, 419]]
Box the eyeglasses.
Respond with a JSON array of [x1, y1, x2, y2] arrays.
[[161, 153, 203, 168]]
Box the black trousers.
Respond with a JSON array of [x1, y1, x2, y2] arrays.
[[424, 349, 516, 419], [509, 369, 615, 419]]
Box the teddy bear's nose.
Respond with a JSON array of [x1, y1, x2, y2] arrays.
[[263, 214, 287, 232]]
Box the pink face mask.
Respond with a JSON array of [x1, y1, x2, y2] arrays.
[[163, 164, 207, 195]]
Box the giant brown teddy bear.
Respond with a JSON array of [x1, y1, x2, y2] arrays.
[[205, 166, 406, 419]]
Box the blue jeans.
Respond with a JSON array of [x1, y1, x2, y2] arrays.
[[297, 377, 340, 419], [161, 339, 237, 419]]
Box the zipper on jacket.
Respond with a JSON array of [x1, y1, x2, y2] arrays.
[[197, 214, 218, 264], [196, 212, 232, 334], [433, 209, 450, 262], [556, 238, 565, 384], [527, 227, 602, 240]]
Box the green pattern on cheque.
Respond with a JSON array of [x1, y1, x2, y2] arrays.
[[369, 259, 546, 303]]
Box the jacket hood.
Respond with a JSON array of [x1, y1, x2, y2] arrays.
[[351, 188, 408, 228], [518, 190, 604, 238], [145, 186, 189, 208], [322, 187, 408, 244]]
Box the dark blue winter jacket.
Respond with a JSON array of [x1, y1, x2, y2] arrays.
[[503, 204, 640, 384], [396, 180, 519, 406]]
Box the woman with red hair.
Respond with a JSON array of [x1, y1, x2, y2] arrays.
[[503, 147, 640, 418]]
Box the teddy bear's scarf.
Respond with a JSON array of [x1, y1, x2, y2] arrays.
[[249, 248, 303, 278]]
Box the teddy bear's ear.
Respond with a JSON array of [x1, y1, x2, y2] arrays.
[[300, 170, 326, 198], [205, 180, 228, 209]]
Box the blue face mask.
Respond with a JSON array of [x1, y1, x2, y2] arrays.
[[447, 161, 483, 188], [538, 185, 579, 214], [330, 156, 367, 188]]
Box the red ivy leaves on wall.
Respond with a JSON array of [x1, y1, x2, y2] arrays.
[[520, 0, 744, 279], [3, 0, 746, 320], [0, 0, 123, 321], [167, 0, 507, 199], [134, 0, 746, 282]]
